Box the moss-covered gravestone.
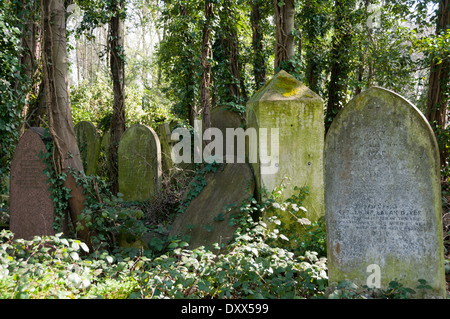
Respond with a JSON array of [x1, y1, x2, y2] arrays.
[[74, 121, 101, 176], [118, 124, 162, 202], [325, 87, 446, 298], [169, 162, 255, 251], [9, 128, 56, 239], [158, 123, 174, 172], [246, 70, 325, 222]]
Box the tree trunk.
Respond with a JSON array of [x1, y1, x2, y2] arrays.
[[180, 5, 198, 127], [273, 0, 295, 71], [426, 0, 449, 166], [302, 1, 329, 93], [201, 0, 213, 137], [325, 0, 355, 131], [108, 0, 126, 194], [251, 0, 266, 89], [41, 0, 90, 244], [17, 0, 41, 136]]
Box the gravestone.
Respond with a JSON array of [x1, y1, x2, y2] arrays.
[[101, 129, 110, 152], [158, 123, 174, 172], [9, 127, 56, 240], [74, 121, 101, 176], [246, 70, 325, 222], [325, 87, 446, 298], [169, 162, 255, 251], [210, 107, 244, 161], [118, 124, 162, 202]]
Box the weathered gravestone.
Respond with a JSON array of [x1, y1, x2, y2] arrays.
[[101, 129, 110, 152], [210, 106, 244, 161], [9, 127, 56, 240], [246, 70, 325, 222], [158, 123, 174, 172], [74, 121, 101, 176], [325, 87, 446, 298], [169, 162, 255, 251], [118, 124, 162, 201]]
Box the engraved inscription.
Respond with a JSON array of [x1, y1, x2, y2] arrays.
[[335, 205, 424, 232], [16, 151, 45, 189]]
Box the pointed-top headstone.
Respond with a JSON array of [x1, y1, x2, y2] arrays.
[[248, 70, 321, 102], [246, 70, 325, 224], [9, 128, 57, 239]]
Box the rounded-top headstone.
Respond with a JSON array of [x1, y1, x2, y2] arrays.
[[118, 124, 162, 202], [325, 87, 446, 298], [158, 123, 174, 172], [74, 121, 101, 176], [9, 128, 56, 240]]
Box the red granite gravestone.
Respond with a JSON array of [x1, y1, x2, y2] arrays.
[[9, 127, 56, 240]]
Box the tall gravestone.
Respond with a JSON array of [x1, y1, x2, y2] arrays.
[[118, 124, 162, 202], [74, 121, 101, 176], [325, 87, 446, 298], [246, 70, 325, 222], [9, 128, 56, 240]]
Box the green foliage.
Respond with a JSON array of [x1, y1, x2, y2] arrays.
[[72, 171, 149, 254], [0, 206, 329, 299], [156, 0, 203, 121], [174, 161, 220, 218], [252, 182, 327, 258], [38, 129, 71, 233], [70, 75, 178, 134], [0, 230, 141, 299], [327, 278, 433, 299], [70, 76, 114, 129], [0, 1, 29, 199]]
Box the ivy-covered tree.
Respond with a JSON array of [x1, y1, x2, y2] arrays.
[[157, 0, 203, 126], [108, 0, 127, 194], [213, 0, 249, 109], [325, 0, 357, 130], [200, 0, 214, 133], [0, 1, 29, 196], [274, 0, 295, 72], [250, 0, 267, 90], [298, 0, 332, 94], [41, 0, 90, 244], [425, 0, 449, 166]]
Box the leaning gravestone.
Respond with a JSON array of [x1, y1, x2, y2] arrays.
[[325, 87, 446, 298], [9, 127, 56, 240], [169, 162, 255, 251], [210, 106, 244, 161], [74, 121, 101, 176], [246, 70, 325, 222], [118, 124, 162, 202]]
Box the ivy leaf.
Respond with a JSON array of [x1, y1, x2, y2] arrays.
[[79, 242, 89, 253], [70, 251, 79, 261]]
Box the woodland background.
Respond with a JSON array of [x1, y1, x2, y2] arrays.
[[0, 0, 448, 299]]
